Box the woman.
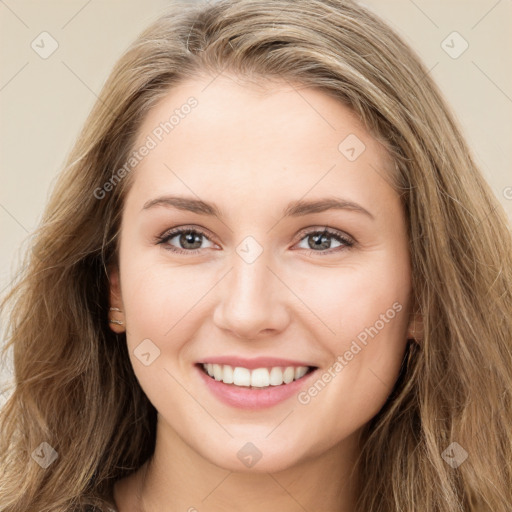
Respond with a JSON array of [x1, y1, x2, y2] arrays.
[[1, 0, 511, 510]]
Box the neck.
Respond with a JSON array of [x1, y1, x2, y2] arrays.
[[114, 417, 361, 512]]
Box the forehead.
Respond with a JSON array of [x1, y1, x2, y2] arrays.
[[125, 74, 396, 213]]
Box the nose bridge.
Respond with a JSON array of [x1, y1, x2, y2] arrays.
[[231, 250, 271, 303], [212, 242, 289, 338]]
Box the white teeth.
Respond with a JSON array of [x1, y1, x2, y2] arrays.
[[295, 366, 308, 380], [232, 367, 251, 386], [283, 366, 295, 384], [251, 368, 270, 388], [202, 364, 311, 388], [213, 364, 223, 381], [269, 367, 284, 386], [222, 364, 234, 384]]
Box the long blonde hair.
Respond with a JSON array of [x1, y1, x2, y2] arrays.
[[1, 0, 511, 510]]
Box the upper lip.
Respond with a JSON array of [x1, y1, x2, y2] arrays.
[[197, 356, 316, 369]]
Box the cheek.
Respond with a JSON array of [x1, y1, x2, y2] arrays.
[[293, 312, 409, 456], [293, 255, 411, 438], [287, 247, 411, 344], [118, 259, 203, 409], [121, 262, 200, 340], [118, 249, 227, 388]]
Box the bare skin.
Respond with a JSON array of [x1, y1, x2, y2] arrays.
[[109, 73, 421, 512]]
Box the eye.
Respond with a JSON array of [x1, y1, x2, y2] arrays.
[[156, 227, 216, 255], [294, 227, 354, 255], [156, 225, 355, 256]]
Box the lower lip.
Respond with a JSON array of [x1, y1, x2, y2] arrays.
[[196, 365, 317, 410]]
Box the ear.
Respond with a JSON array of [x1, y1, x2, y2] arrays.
[[406, 312, 423, 343], [108, 264, 125, 333]]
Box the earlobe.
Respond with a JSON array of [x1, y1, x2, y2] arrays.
[[407, 313, 423, 343], [108, 264, 125, 333]]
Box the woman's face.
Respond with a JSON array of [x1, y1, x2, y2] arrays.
[[110, 74, 416, 472]]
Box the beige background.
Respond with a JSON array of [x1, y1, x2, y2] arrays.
[[1, 0, 511, 389]]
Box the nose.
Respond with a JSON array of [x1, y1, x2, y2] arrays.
[[212, 251, 291, 340]]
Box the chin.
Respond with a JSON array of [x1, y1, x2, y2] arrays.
[[198, 436, 311, 474]]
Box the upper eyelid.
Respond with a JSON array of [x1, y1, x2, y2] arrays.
[[158, 225, 217, 244], [296, 226, 353, 242]]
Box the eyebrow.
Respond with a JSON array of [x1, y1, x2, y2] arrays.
[[283, 197, 374, 219], [141, 195, 374, 220]]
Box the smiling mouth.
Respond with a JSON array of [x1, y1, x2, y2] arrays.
[[198, 363, 317, 388]]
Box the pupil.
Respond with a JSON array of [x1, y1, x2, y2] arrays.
[[181, 232, 202, 249], [309, 232, 330, 250]]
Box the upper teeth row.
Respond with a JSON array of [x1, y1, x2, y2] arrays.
[[202, 363, 309, 387]]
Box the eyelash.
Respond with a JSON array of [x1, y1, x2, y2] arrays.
[[155, 226, 355, 257]]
